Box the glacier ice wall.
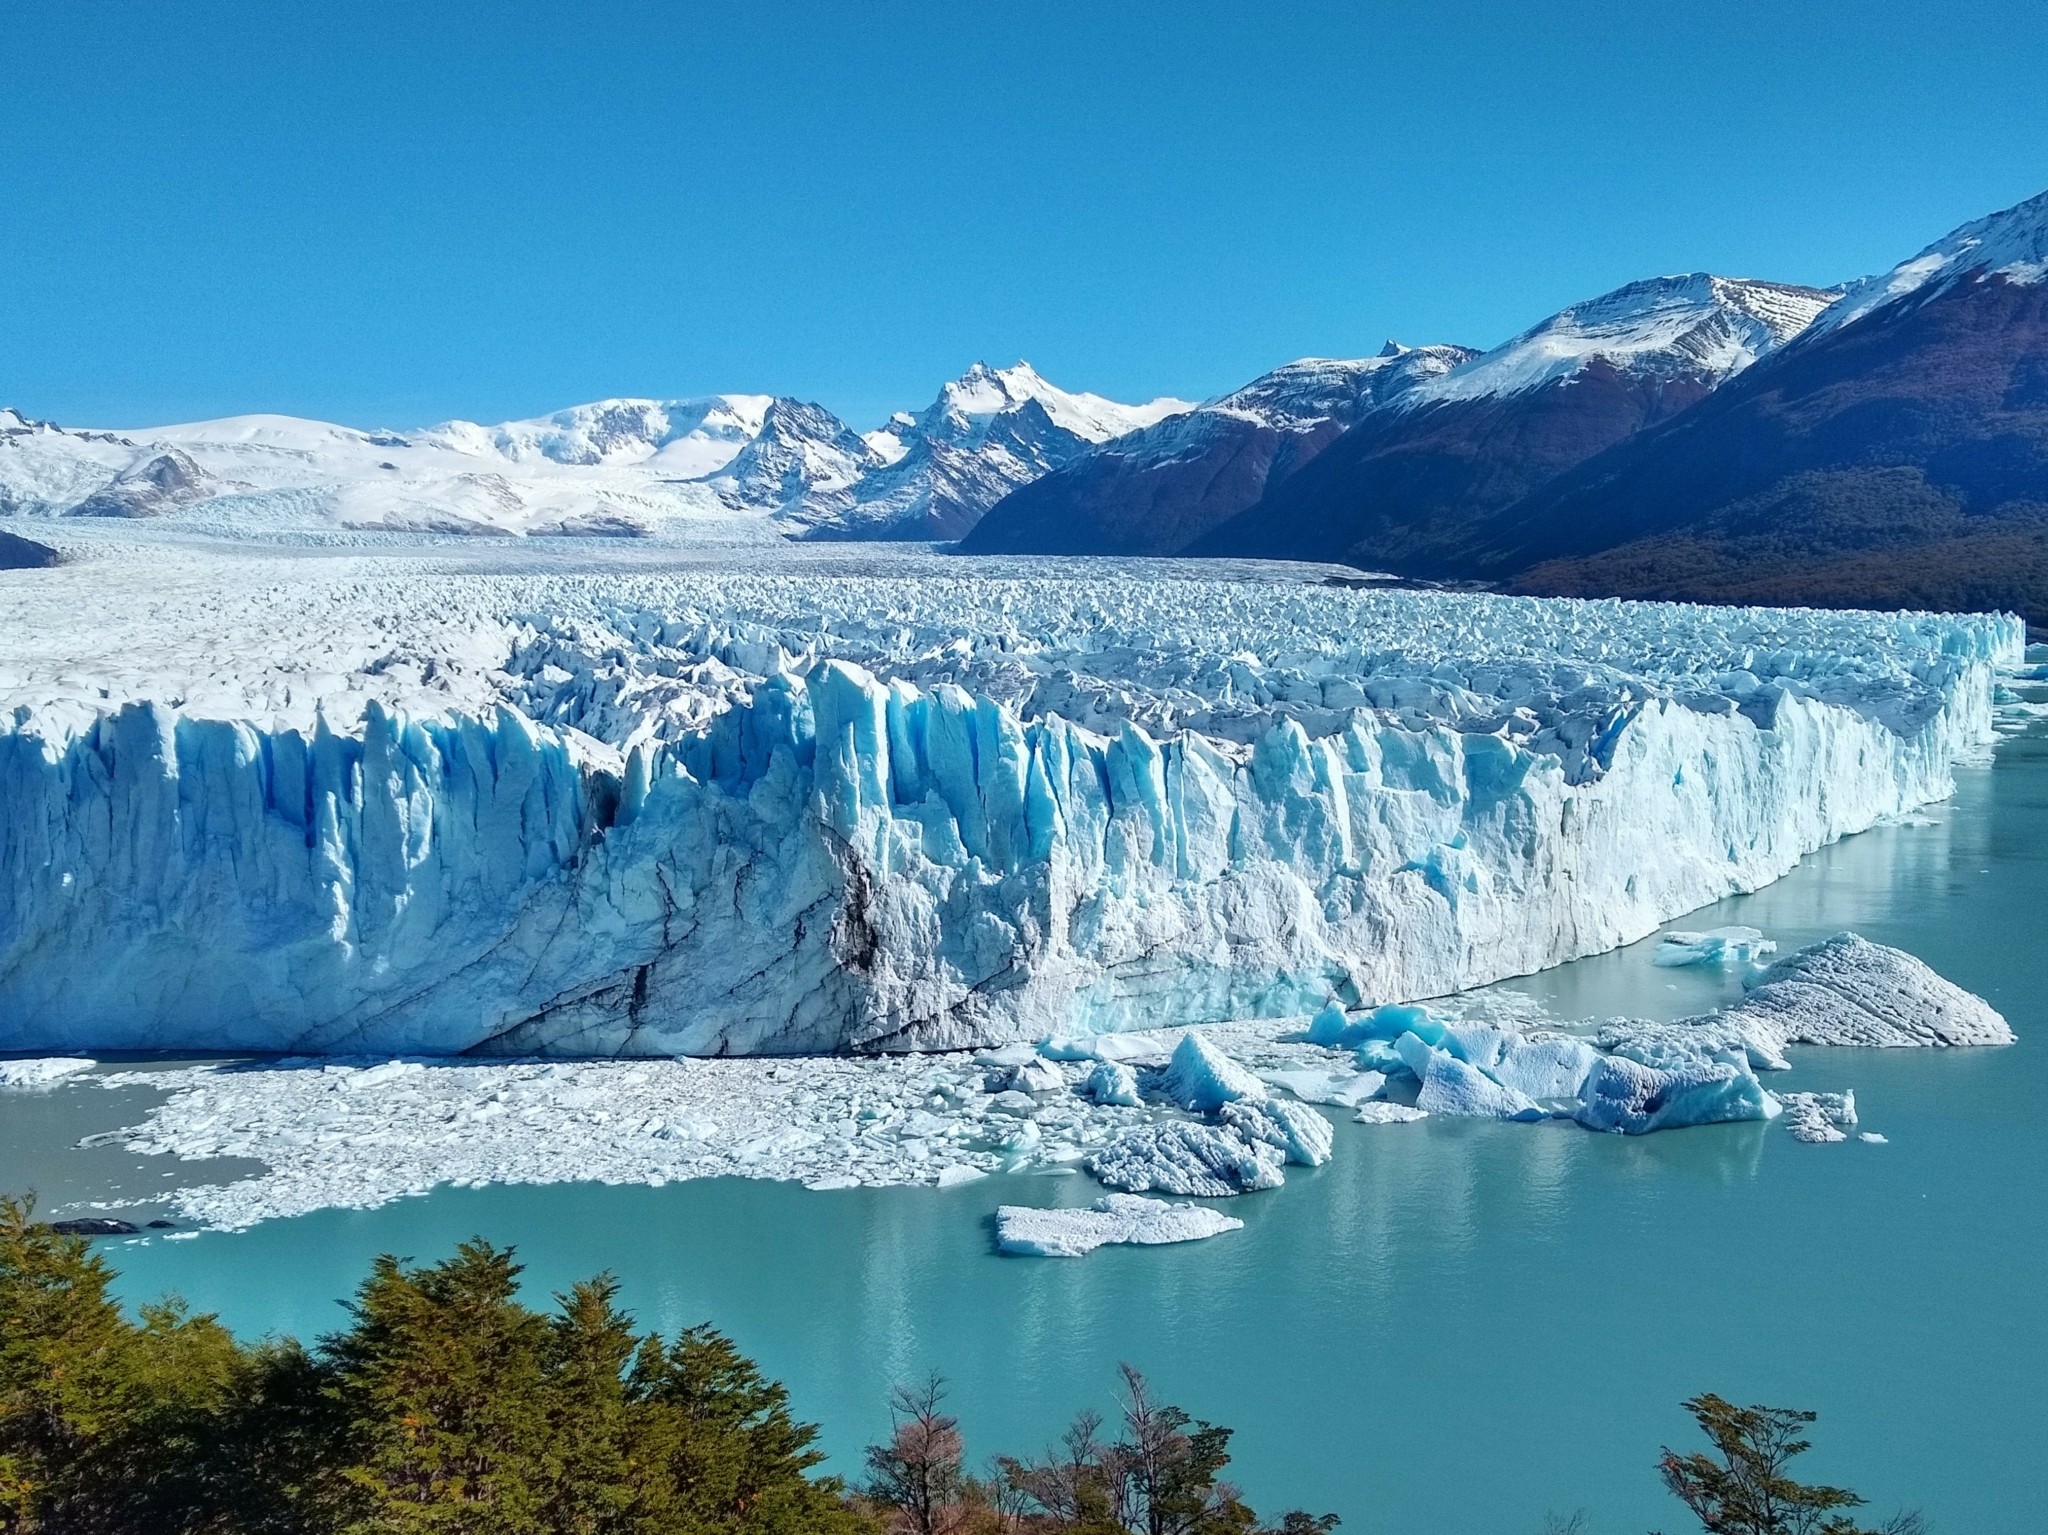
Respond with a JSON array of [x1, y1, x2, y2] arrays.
[[0, 587, 2020, 1056]]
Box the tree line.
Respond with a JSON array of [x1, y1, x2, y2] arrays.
[[1, 1196, 1921, 1534]]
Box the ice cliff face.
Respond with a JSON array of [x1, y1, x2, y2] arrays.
[[0, 540, 2019, 1056]]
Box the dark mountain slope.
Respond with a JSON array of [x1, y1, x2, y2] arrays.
[[1189, 275, 1835, 569], [960, 348, 1473, 557], [1491, 274, 2048, 623]]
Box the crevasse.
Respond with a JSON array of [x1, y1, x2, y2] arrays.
[[0, 603, 2019, 1055]]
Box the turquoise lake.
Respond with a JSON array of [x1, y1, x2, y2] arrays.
[[9, 730, 2045, 1533]]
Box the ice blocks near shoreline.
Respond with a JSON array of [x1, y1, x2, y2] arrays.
[[995, 1195, 1243, 1257], [1719, 933, 2014, 1047], [0, 1057, 96, 1088], [0, 535, 2023, 1056], [45, 933, 2011, 1231]]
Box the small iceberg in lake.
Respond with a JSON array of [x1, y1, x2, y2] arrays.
[[995, 1194, 1243, 1257], [1654, 926, 1777, 968]]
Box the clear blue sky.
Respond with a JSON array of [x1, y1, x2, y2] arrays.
[[5, 0, 2044, 431]]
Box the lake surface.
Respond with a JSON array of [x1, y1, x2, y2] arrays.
[[9, 730, 2045, 1534]]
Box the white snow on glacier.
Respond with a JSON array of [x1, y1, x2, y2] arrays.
[[0, 531, 2023, 1056]]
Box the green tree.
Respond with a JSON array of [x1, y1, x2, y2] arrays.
[[535, 1278, 639, 1535], [1658, 1394, 1923, 1535], [629, 1323, 870, 1535], [321, 1240, 554, 1533], [0, 1194, 250, 1535]]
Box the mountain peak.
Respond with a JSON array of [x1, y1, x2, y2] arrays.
[[1412, 272, 1839, 405], [1808, 184, 2048, 338]]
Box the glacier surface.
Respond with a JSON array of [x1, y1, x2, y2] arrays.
[[0, 534, 2022, 1056]]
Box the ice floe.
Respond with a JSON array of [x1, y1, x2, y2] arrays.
[[1779, 1091, 1859, 1144], [1087, 1121, 1289, 1197], [1653, 926, 1776, 968], [994, 1194, 1243, 1257]]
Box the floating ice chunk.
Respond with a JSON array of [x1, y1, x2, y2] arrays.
[[1487, 1036, 1602, 1100], [340, 1060, 428, 1091], [1079, 1060, 1143, 1107], [1443, 1024, 1514, 1071], [1721, 934, 2013, 1047], [1653, 926, 1777, 968], [1001, 1058, 1067, 1094], [1355, 1039, 1409, 1075], [1598, 1017, 1791, 1074], [1088, 1121, 1286, 1196], [1301, 1003, 1359, 1045], [994, 1194, 1243, 1258], [935, 1164, 988, 1187], [0, 1056, 95, 1088], [1573, 1055, 1779, 1135], [1858, 1132, 1888, 1145], [1393, 1030, 1439, 1079], [1260, 1066, 1387, 1108], [1371, 1006, 1450, 1048], [977, 1043, 1040, 1068], [1414, 1051, 1546, 1121], [1151, 1033, 1267, 1113], [1039, 1032, 1174, 1064], [1219, 1098, 1335, 1166], [1354, 1102, 1429, 1125], [1779, 1090, 1858, 1143]]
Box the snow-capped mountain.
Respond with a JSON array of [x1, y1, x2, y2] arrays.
[[963, 345, 1475, 556], [0, 366, 1185, 543], [416, 396, 776, 476], [697, 398, 877, 516], [1483, 186, 2048, 622], [790, 362, 1192, 541], [1805, 185, 2048, 339], [1189, 271, 1840, 567], [1406, 274, 1839, 405]]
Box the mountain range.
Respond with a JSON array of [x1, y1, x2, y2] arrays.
[[0, 366, 1190, 543], [6, 186, 2046, 621], [972, 188, 2048, 625]]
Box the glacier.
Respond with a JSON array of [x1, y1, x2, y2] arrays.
[[0, 534, 2022, 1056]]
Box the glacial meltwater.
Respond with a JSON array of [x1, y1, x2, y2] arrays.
[[9, 730, 2046, 1534]]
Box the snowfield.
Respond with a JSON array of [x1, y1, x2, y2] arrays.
[[0, 527, 2023, 1058]]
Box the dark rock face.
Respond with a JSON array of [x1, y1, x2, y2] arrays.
[[1491, 277, 2048, 623], [1191, 358, 1718, 569], [69, 448, 217, 518], [43, 1217, 140, 1236], [961, 414, 1339, 556], [0, 529, 59, 568], [963, 349, 1477, 558]]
